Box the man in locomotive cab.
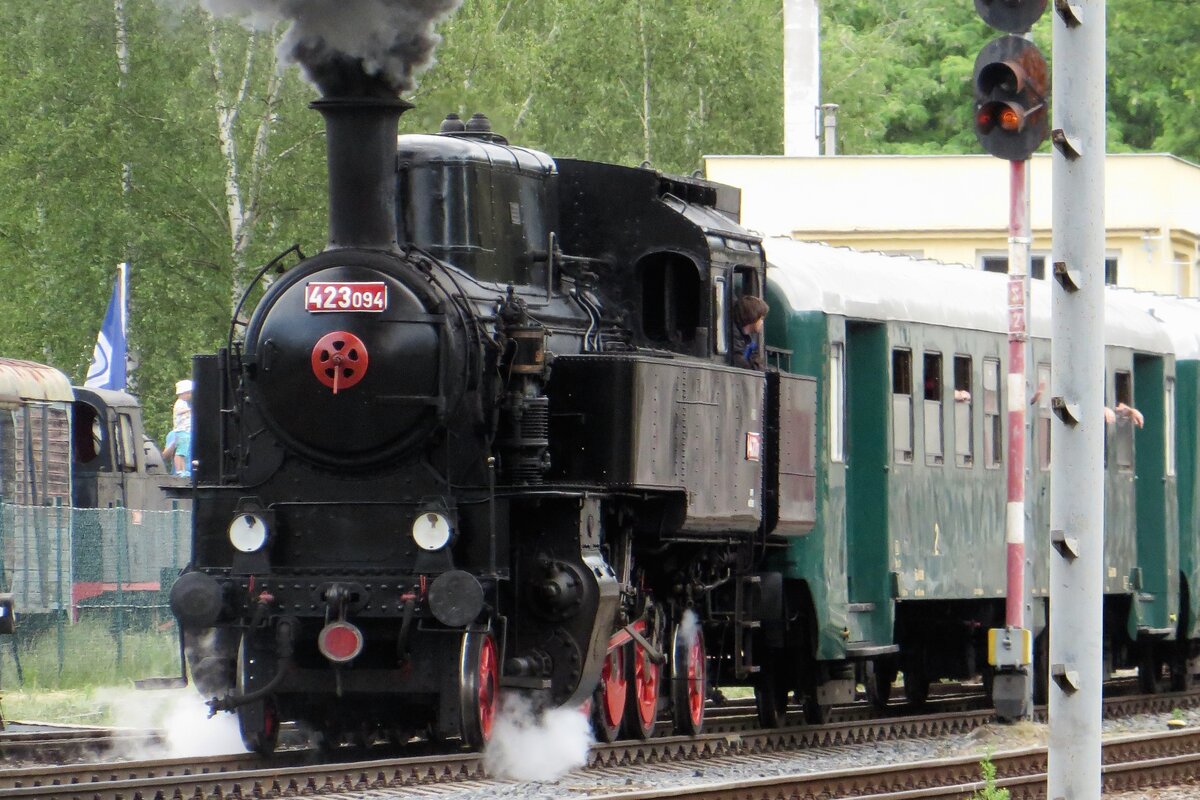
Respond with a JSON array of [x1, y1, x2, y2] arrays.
[[732, 294, 769, 369]]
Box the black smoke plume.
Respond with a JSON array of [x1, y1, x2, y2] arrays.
[[200, 0, 462, 96]]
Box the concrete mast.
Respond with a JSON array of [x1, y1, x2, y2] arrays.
[[783, 0, 820, 157], [1049, 1, 1106, 797]]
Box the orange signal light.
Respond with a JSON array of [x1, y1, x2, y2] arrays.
[[998, 106, 1023, 132]]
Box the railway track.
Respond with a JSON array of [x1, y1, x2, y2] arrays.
[[2, 687, 1197, 799], [580, 728, 1200, 800]]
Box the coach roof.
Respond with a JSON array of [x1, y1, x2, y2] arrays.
[[0, 358, 74, 404], [765, 238, 1171, 354]]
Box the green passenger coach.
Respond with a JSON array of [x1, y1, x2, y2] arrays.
[[755, 238, 1181, 721]]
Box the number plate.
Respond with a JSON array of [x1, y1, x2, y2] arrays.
[[305, 282, 388, 313]]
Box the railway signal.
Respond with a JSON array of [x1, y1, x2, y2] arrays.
[[973, 36, 1049, 161], [973, 0, 1049, 724], [974, 0, 1047, 34]]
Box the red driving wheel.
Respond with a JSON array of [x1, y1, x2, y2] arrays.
[[591, 646, 627, 742], [624, 641, 659, 740], [311, 331, 369, 393]]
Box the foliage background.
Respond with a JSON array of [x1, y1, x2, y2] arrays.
[[0, 0, 1193, 439]]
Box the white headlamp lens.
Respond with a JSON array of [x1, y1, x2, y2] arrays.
[[412, 512, 452, 551], [229, 514, 269, 553]]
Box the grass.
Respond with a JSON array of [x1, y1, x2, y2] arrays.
[[0, 613, 182, 723]]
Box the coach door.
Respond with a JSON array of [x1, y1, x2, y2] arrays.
[[1132, 353, 1177, 636], [845, 321, 891, 642]]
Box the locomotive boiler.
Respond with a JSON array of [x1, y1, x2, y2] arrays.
[[168, 76, 809, 752]]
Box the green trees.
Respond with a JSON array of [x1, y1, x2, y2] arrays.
[[0, 0, 1194, 436]]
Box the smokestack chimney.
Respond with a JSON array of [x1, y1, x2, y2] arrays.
[[311, 96, 412, 252]]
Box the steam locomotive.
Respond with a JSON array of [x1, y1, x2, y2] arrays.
[[167, 95, 800, 753], [168, 82, 1200, 755]]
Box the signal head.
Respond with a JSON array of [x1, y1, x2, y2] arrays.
[[972, 35, 1049, 160], [974, 0, 1048, 34]]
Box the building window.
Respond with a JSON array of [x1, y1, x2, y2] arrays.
[[983, 358, 1002, 469], [980, 254, 1047, 280], [1105, 257, 1119, 286], [924, 352, 944, 465], [830, 342, 845, 463], [954, 355, 973, 467], [1036, 364, 1051, 471], [893, 349, 913, 464]]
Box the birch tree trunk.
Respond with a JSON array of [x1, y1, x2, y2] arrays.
[[637, 0, 651, 165], [204, 16, 285, 316]]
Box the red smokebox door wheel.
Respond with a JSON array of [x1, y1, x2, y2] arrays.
[[311, 331, 369, 394]]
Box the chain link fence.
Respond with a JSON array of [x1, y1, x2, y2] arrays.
[[0, 503, 190, 688]]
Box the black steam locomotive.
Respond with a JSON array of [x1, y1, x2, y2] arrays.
[[169, 94, 809, 753]]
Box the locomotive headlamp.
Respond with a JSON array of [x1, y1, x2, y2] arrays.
[[229, 513, 270, 553], [412, 512, 452, 551]]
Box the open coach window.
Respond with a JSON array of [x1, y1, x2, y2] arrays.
[[954, 355, 973, 467]]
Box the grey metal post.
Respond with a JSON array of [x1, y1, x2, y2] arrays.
[[1049, 2, 1105, 798], [783, 0, 820, 157]]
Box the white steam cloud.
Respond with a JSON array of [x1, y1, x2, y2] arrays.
[[96, 687, 247, 760], [198, 0, 463, 95], [483, 693, 593, 782]]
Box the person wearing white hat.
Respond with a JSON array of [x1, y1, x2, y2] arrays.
[[164, 379, 194, 477], [173, 379, 193, 432]]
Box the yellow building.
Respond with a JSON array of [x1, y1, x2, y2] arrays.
[[704, 153, 1200, 297]]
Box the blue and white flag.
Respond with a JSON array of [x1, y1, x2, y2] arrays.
[[85, 263, 128, 390]]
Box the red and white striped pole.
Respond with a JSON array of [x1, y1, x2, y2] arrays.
[[1005, 159, 1029, 633]]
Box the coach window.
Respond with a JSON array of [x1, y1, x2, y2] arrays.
[[924, 352, 944, 465], [983, 358, 1002, 469], [1166, 378, 1177, 477], [953, 355, 973, 467], [713, 275, 728, 355], [1114, 371, 1134, 471], [1037, 364, 1052, 471], [830, 342, 845, 462], [892, 349, 914, 464]]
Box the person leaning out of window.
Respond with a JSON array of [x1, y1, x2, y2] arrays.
[[732, 295, 769, 370]]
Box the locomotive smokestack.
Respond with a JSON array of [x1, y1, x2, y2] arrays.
[[312, 95, 411, 252]]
